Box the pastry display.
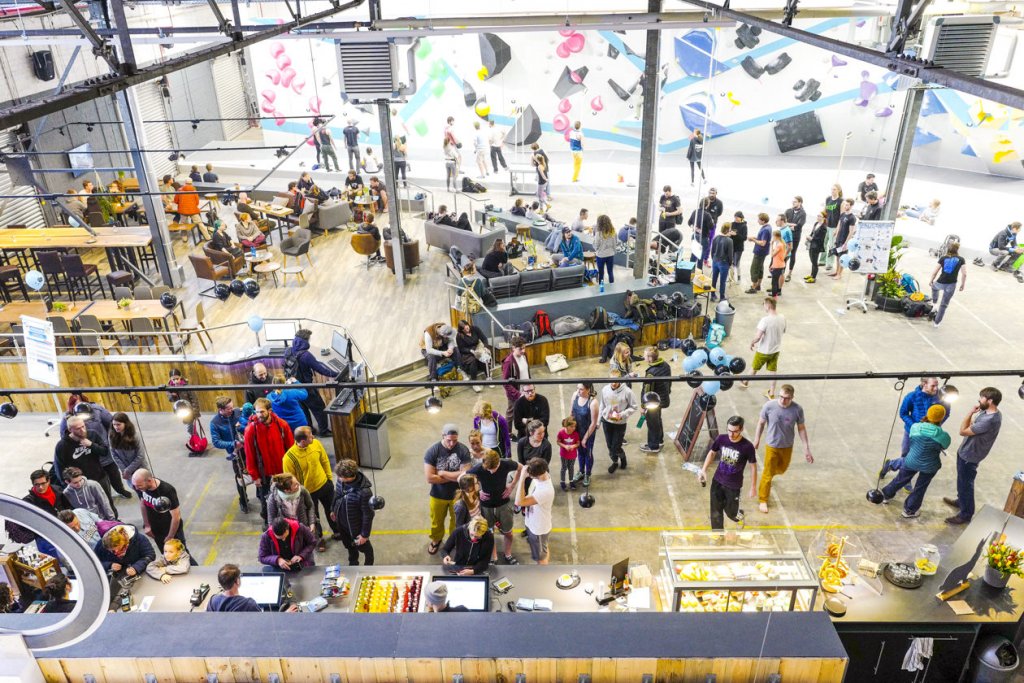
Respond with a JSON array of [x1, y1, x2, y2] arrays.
[[816, 535, 851, 593], [355, 575, 424, 613]]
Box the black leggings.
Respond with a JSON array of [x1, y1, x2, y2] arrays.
[[309, 482, 338, 537], [103, 462, 130, 497], [689, 160, 704, 183], [394, 161, 407, 182], [808, 245, 823, 279], [787, 228, 802, 271], [770, 268, 784, 296]]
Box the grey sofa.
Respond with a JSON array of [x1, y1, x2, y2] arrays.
[[424, 219, 504, 260], [318, 201, 352, 231]]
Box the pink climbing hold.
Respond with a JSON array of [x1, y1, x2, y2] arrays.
[[566, 33, 586, 53], [558, 28, 577, 37], [269, 42, 285, 58], [261, 89, 276, 102], [276, 54, 292, 70], [280, 67, 297, 88], [570, 70, 583, 84], [260, 100, 275, 114], [291, 77, 306, 94], [309, 96, 322, 114], [274, 111, 286, 126], [265, 69, 280, 85], [553, 114, 570, 132], [556, 42, 571, 59], [590, 95, 604, 112], [558, 99, 572, 114]]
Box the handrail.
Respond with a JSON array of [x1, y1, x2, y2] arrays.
[[397, 181, 434, 216], [444, 280, 511, 378], [452, 192, 489, 231]]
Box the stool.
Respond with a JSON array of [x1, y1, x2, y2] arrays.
[[0, 266, 29, 302], [516, 225, 531, 241], [106, 270, 134, 293], [583, 251, 597, 271], [281, 265, 305, 285]]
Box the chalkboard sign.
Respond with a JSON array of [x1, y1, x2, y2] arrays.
[[673, 389, 720, 462]]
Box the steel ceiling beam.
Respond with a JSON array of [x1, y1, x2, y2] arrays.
[[0, 0, 367, 130], [56, 0, 120, 71]]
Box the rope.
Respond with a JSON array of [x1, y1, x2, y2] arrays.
[[872, 378, 907, 490]]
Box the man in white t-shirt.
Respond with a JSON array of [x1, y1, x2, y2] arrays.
[[515, 457, 554, 564], [488, 120, 508, 173], [472, 121, 489, 179], [740, 297, 787, 399]]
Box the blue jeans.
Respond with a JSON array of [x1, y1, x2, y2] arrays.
[[956, 456, 978, 520], [931, 281, 956, 324], [596, 255, 615, 283], [882, 466, 938, 513], [711, 260, 729, 299]]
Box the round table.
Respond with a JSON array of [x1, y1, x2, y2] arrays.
[[244, 251, 271, 274], [254, 261, 281, 287], [281, 265, 305, 285]]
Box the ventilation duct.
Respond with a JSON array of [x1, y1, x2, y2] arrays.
[[921, 15, 1000, 77]]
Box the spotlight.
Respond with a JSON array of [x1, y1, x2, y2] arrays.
[[86, 123, 94, 132], [0, 394, 17, 419], [152, 496, 172, 513], [173, 399, 193, 423], [275, 147, 289, 159], [190, 119, 200, 131], [866, 488, 884, 504], [642, 391, 660, 410], [369, 495, 386, 510], [939, 381, 958, 403], [73, 401, 94, 417], [167, 151, 180, 162], [424, 392, 443, 414], [578, 492, 596, 508]]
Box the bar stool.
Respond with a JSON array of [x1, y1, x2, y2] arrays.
[[0, 265, 29, 302], [106, 270, 134, 294]]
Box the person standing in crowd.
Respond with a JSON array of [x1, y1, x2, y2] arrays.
[[803, 210, 828, 284], [706, 187, 724, 231], [96, 524, 155, 577], [569, 120, 584, 182], [392, 135, 408, 187], [686, 128, 706, 185], [453, 474, 481, 527], [424, 581, 469, 612], [318, 124, 340, 173], [207, 564, 261, 612], [285, 426, 338, 549], [861, 191, 882, 221], [210, 397, 250, 514], [881, 405, 950, 518], [571, 382, 600, 487], [473, 400, 511, 458], [700, 415, 757, 530], [658, 185, 683, 235], [108, 412, 147, 490], [61, 396, 129, 498], [768, 229, 787, 298], [594, 214, 618, 285], [928, 242, 967, 327], [423, 424, 472, 555], [830, 199, 857, 279], [244, 397, 295, 524], [880, 377, 944, 478], [730, 212, 748, 284], [501, 337, 530, 422], [146, 538, 191, 583], [488, 120, 508, 174], [285, 328, 338, 438], [259, 517, 316, 572], [601, 371, 638, 474], [132, 469, 195, 562], [512, 384, 551, 441], [822, 184, 843, 269], [688, 198, 715, 267], [609, 341, 636, 380], [531, 142, 551, 205], [443, 517, 494, 575], [556, 417, 580, 491], [443, 137, 459, 192], [710, 223, 734, 302], [516, 458, 555, 565], [753, 385, 813, 514], [472, 121, 489, 179], [745, 213, 771, 294], [640, 346, 672, 454], [268, 376, 308, 433], [24, 469, 70, 517], [857, 173, 878, 202], [55, 415, 115, 506], [784, 196, 806, 282], [266, 473, 315, 533], [342, 119, 361, 171], [61, 467, 115, 521], [469, 449, 522, 565], [517, 419, 552, 466], [945, 388, 1003, 525], [741, 297, 787, 399]]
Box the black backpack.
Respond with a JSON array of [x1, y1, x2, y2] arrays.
[[461, 177, 486, 193], [651, 295, 671, 321], [902, 297, 933, 319], [588, 306, 610, 330], [532, 309, 554, 337], [283, 351, 299, 380]]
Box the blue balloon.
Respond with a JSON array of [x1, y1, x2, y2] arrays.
[[847, 239, 860, 252], [683, 355, 703, 373], [247, 315, 264, 333], [840, 253, 852, 268], [722, 354, 734, 368], [690, 349, 708, 367], [25, 270, 45, 291], [702, 380, 721, 396], [710, 347, 727, 367]]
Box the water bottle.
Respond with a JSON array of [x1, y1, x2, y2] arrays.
[[599, 281, 605, 293], [250, 246, 257, 259]]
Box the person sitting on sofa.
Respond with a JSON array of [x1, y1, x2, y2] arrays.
[[481, 239, 513, 278], [209, 220, 243, 258], [510, 198, 527, 217], [526, 201, 557, 223], [433, 205, 457, 227], [235, 213, 266, 249], [554, 226, 583, 267]]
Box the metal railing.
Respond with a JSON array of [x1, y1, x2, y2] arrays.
[[397, 181, 434, 217], [444, 280, 514, 374], [451, 192, 490, 232]]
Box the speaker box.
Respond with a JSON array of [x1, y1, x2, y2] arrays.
[[31, 51, 55, 81]]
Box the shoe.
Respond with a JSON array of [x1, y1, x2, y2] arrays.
[[119, 492, 133, 499], [901, 509, 921, 519], [878, 459, 892, 480], [608, 461, 619, 474], [561, 482, 568, 491], [583, 475, 591, 487], [942, 497, 960, 509], [739, 381, 749, 389], [933, 321, 940, 328], [320, 429, 332, 437], [520, 529, 529, 538], [880, 496, 891, 505], [710, 293, 718, 302], [945, 515, 969, 525], [622, 437, 629, 444], [472, 384, 483, 393], [316, 539, 327, 552], [639, 445, 661, 453], [785, 274, 791, 282], [332, 533, 344, 541], [504, 555, 519, 565], [619, 455, 628, 469], [744, 287, 760, 294], [804, 276, 815, 283], [758, 502, 769, 513], [239, 501, 249, 514], [903, 484, 913, 493], [763, 390, 775, 400], [573, 472, 584, 483], [570, 481, 577, 490], [972, 257, 984, 266], [1016, 273, 1024, 283], [735, 510, 745, 527]]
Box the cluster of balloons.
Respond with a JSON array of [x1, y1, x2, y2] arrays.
[[680, 339, 747, 402], [213, 278, 260, 301]]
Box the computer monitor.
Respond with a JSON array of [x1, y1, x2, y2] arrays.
[[430, 575, 490, 612], [238, 572, 285, 610], [610, 557, 629, 594], [331, 330, 351, 361], [264, 321, 298, 343]]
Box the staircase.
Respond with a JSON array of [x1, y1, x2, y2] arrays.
[[371, 359, 472, 417]]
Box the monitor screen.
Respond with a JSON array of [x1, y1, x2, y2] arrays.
[[431, 576, 490, 612], [331, 330, 351, 360], [264, 321, 297, 342], [238, 573, 284, 607], [67, 143, 94, 178]]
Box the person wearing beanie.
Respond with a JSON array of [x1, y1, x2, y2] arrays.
[[423, 424, 472, 555], [880, 403, 951, 518], [880, 377, 949, 481], [424, 580, 469, 612]]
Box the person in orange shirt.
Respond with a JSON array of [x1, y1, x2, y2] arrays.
[[768, 229, 787, 298], [174, 179, 210, 240]]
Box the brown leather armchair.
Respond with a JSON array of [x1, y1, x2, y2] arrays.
[[203, 245, 246, 277], [383, 239, 421, 275], [188, 253, 231, 298], [351, 231, 381, 270]]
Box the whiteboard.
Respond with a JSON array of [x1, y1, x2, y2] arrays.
[[848, 220, 895, 275]]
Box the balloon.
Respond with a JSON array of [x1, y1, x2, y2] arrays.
[[260, 100, 276, 114], [847, 239, 860, 252], [291, 77, 306, 94], [570, 70, 583, 84], [159, 292, 178, 311], [558, 28, 577, 37], [213, 283, 230, 301], [697, 393, 718, 411], [682, 339, 698, 356], [566, 33, 586, 53], [280, 66, 296, 88], [308, 96, 321, 114], [702, 380, 721, 396], [477, 66, 489, 80], [840, 253, 852, 268], [247, 315, 264, 332], [265, 69, 280, 85], [269, 42, 285, 58], [714, 366, 734, 391], [261, 89, 276, 102], [229, 279, 245, 297], [686, 371, 703, 389], [709, 347, 727, 366], [276, 54, 292, 70], [682, 355, 703, 374], [553, 114, 570, 132], [243, 278, 260, 299], [590, 95, 604, 112], [690, 349, 708, 367], [25, 270, 44, 291], [849, 256, 862, 271], [474, 99, 491, 118], [729, 356, 747, 374], [558, 98, 572, 114], [556, 42, 571, 59]]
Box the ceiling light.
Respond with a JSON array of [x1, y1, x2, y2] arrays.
[[424, 392, 442, 414], [173, 399, 193, 423], [0, 395, 17, 419]]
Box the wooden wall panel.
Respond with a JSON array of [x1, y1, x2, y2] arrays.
[[36, 659, 68, 683]]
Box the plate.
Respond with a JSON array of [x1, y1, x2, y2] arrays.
[[883, 562, 923, 589], [533, 220, 548, 227], [556, 573, 581, 590]]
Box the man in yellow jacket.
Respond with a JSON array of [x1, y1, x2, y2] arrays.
[[284, 426, 338, 551]]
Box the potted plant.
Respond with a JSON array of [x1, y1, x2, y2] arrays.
[[872, 235, 908, 312], [117, 297, 132, 311], [983, 539, 1023, 588], [51, 301, 68, 313]]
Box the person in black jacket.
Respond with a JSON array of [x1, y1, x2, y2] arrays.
[[686, 129, 705, 185], [95, 524, 156, 577], [286, 329, 339, 437], [55, 416, 115, 511], [23, 469, 71, 517], [456, 320, 490, 384], [442, 517, 494, 575], [729, 212, 748, 284], [640, 347, 673, 453], [784, 196, 807, 282], [330, 460, 375, 566], [40, 574, 76, 614], [245, 363, 273, 405], [512, 385, 550, 440], [688, 198, 716, 266]]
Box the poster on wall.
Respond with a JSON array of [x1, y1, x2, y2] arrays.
[[21, 315, 60, 387], [848, 220, 894, 274]]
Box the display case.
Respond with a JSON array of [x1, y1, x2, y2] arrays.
[[353, 571, 431, 613], [659, 529, 817, 613]]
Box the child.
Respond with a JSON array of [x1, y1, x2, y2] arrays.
[[557, 417, 581, 491], [145, 539, 191, 583]]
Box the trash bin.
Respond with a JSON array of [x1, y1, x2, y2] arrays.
[[355, 412, 391, 470], [970, 636, 1019, 683], [714, 300, 736, 337], [675, 260, 695, 284]]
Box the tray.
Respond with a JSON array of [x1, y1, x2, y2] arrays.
[[883, 562, 923, 589], [555, 573, 581, 590]]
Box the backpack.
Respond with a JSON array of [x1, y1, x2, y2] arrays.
[[706, 322, 726, 348], [187, 420, 209, 456], [650, 295, 671, 321], [674, 299, 701, 319], [532, 309, 554, 337], [552, 315, 587, 336], [461, 176, 486, 193], [288, 191, 305, 215], [588, 306, 610, 330], [283, 351, 299, 380], [504, 321, 536, 345], [900, 274, 918, 295], [902, 297, 933, 318], [630, 299, 655, 325]]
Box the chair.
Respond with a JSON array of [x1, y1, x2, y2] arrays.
[[280, 228, 313, 269], [552, 264, 585, 291], [489, 273, 520, 299], [35, 250, 67, 298], [106, 270, 134, 295], [0, 265, 29, 302], [383, 239, 421, 275], [518, 268, 553, 296], [77, 325, 121, 355], [60, 253, 105, 300], [188, 253, 230, 298], [178, 301, 214, 350], [133, 285, 153, 300], [128, 317, 163, 353], [203, 245, 246, 277], [77, 313, 113, 333], [2, 225, 31, 270], [47, 316, 76, 352], [112, 286, 133, 301], [350, 231, 381, 270]]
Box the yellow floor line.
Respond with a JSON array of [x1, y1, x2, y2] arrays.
[[184, 477, 214, 530], [202, 501, 239, 566]]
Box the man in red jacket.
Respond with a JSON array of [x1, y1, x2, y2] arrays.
[[244, 397, 294, 524]]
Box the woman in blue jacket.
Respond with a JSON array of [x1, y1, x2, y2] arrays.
[[268, 377, 309, 432], [95, 524, 156, 577]]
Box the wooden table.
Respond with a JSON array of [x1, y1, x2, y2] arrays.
[[0, 226, 150, 250], [0, 301, 90, 325], [254, 261, 282, 287], [85, 299, 174, 324], [249, 203, 293, 220]]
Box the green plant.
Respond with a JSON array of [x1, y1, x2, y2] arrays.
[[986, 540, 1024, 577], [96, 193, 115, 224], [876, 235, 908, 299], [51, 302, 68, 312], [117, 297, 132, 309]]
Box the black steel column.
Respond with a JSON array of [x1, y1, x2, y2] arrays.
[[632, 0, 662, 279], [377, 102, 405, 284], [882, 87, 925, 221]]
